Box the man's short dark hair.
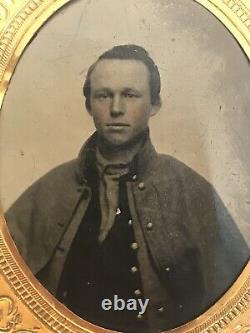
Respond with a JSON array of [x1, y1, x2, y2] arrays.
[[83, 45, 161, 111]]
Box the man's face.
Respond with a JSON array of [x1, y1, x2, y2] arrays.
[[88, 59, 160, 147]]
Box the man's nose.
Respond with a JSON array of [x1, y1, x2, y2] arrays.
[[110, 95, 125, 116]]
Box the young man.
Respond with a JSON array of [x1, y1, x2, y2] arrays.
[[6, 45, 249, 333]]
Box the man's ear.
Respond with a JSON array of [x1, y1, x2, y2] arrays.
[[150, 99, 161, 117]]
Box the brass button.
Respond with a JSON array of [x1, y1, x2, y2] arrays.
[[146, 222, 153, 230], [131, 242, 139, 250], [158, 307, 164, 313], [134, 289, 142, 296], [138, 182, 145, 190], [131, 266, 138, 273], [165, 267, 170, 272], [132, 174, 137, 180], [116, 207, 121, 215], [128, 219, 133, 226]]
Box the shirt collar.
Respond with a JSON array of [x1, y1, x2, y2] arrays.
[[95, 148, 130, 178], [75, 129, 158, 184]]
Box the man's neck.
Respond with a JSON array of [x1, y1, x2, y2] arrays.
[[97, 132, 146, 165]]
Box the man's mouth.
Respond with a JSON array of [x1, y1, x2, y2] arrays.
[[106, 123, 130, 130], [106, 123, 130, 127]]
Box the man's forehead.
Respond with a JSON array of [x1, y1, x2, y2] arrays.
[[90, 59, 150, 89]]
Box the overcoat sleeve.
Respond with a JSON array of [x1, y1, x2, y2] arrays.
[[4, 160, 82, 275], [176, 160, 249, 308]]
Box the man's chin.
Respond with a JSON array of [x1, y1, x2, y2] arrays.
[[98, 129, 147, 149], [99, 134, 134, 149], [104, 138, 131, 149]]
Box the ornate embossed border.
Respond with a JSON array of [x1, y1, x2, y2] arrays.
[[0, 0, 249, 332]]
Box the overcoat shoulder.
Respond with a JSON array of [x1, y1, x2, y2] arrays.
[[5, 159, 84, 273]]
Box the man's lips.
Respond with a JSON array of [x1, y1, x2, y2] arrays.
[[106, 123, 130, 127]]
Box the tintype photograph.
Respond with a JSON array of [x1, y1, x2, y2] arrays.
[[0, 0, 249, 332]]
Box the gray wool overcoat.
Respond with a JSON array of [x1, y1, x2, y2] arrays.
[[5, 133, 249, 325]]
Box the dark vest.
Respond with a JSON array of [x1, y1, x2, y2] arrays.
[[56, 168, 149, 333]]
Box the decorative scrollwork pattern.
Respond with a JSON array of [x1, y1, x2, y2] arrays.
[[222, 0, 250, 30], [234, 325, 250, 333], [0, 295, 39, 333], [0, 0, 249, 333]]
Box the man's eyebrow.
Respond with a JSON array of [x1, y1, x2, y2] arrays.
[[122, 87, 141, 92], [92, 87, 142, 94], [122, 87, 142, 95], [93, 88, 112, 93]]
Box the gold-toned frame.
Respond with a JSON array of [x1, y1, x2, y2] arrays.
[[0, 0, 249, 332]]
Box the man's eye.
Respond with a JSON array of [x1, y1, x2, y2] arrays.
[[95, 93, 110, 100], [124, 92, 140, 98]]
